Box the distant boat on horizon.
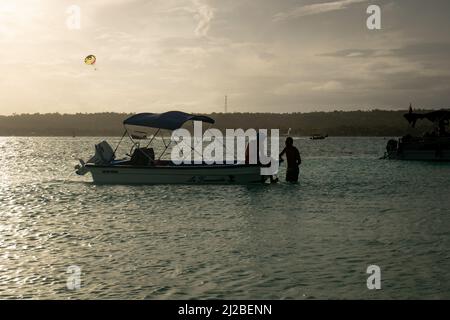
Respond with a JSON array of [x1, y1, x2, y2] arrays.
[[310, 134, 328, 140]]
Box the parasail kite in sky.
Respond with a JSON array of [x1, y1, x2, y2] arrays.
[[84, 55, 97, 70]]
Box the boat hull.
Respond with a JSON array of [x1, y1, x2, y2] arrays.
[[85, 164, 263, 184], [387, 149, 450, 161], [385, 137, 450, 161]]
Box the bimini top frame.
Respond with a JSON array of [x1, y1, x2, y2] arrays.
[[114, 111, 215, 162]]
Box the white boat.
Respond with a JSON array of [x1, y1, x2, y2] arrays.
[[83, 162, 261, 184], [75, 111, 266, 184], [384, 107, 450, 161]]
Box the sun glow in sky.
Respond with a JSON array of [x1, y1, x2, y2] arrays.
[[1, 0, 450, 115]]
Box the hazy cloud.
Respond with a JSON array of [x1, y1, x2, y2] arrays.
[[273, 0, 367, 22], [321, 49, 380, 58], [392, 42, 450, 59], [322, 42, 450, 61], [192, 0, 215, 37]]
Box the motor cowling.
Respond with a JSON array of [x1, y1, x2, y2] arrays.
[[93, 141, 115, 164]]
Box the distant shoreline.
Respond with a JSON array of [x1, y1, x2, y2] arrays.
[[0, 110, 436, 137]]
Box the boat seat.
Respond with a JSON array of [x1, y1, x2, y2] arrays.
[[130, 147, 155, 166]]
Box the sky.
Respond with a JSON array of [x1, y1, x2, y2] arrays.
[[0, 0, 450, 115]]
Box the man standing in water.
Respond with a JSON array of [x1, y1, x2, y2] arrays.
[[279, 137, 301, 182]]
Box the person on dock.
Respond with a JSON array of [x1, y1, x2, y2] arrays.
[[279, 137, 301, 182]]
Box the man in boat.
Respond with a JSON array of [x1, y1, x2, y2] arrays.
[[279, 137, 301, 182]]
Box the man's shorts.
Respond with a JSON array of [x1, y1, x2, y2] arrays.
[[286, 167, 299, 182]]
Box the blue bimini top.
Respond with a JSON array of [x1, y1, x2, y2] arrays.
[[123, 111, 215, 130]]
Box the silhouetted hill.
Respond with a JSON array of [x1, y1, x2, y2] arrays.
[[0, 110, 436, 136]]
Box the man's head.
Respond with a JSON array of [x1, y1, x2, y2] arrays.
[[285, 137, 293, 146]]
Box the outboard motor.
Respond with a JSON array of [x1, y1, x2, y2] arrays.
[[386, 139, 398, 154], [93, 141, 115, 164], [75, 141, 115, 175]]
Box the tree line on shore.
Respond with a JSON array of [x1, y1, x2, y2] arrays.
[[0, 110, 435, 137]]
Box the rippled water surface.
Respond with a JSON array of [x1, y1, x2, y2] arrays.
[[1, 136, 450, 299]]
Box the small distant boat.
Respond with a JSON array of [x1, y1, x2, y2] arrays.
[[384, 106, 450, 161], [310, 134, 328, 140], [75, 111, 267, 184]]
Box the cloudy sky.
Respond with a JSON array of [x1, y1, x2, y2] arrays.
[[1, 0, 450, 114]]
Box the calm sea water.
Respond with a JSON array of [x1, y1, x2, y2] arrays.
[[1, 136, 450, 299]]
